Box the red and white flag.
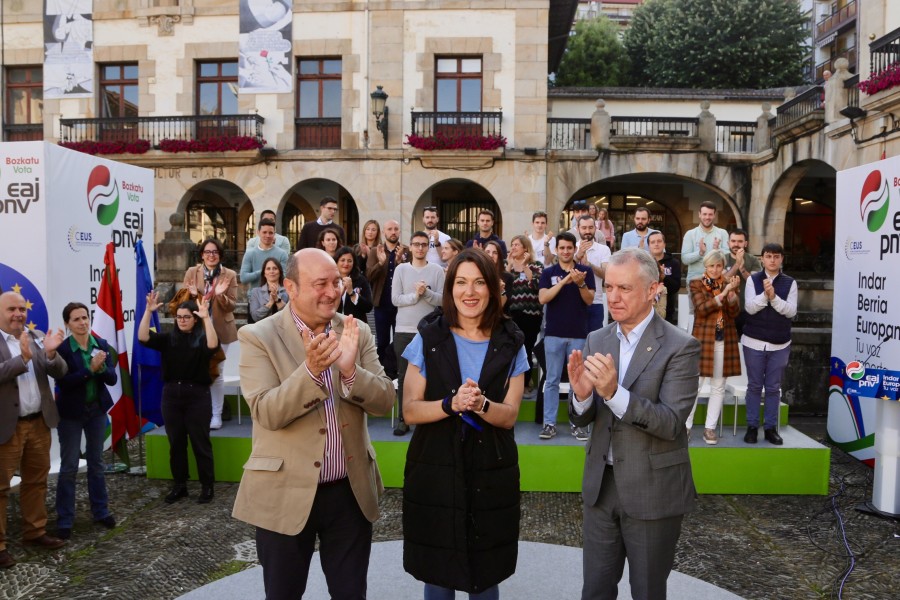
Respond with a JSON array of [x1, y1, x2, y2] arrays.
[[93, 242, 145, 448]]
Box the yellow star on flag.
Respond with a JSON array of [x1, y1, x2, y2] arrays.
[[27, 321, 36, 331], [11, 283, 22, 294], [24, 300, 33, 310], [882, 395, 891, 401]]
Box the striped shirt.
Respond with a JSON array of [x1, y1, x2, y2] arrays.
[[289, 308, 356, 483]]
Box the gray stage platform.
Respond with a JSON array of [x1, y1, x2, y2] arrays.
[[179, 540, 743, 599]]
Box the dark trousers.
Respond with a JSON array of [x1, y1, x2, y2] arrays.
[[393, 332, 416, 420], [256, 478, 372, 600], [373, 305, 398, 379], [512, 312, 542, 368], [162, 382, 214, 487], [582, 466, 683, 600]]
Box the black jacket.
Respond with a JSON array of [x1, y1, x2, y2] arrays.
[[403, 309, 524, 593], [55, 336, 117, 419]]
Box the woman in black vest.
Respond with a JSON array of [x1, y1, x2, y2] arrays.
[[400, 249, 529, 599]]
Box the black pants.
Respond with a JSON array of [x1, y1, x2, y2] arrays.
[[256, 478, 372, 600], [162, 382, 214, 487], [374, 305, 398, 379], [512, 311, 542, 368], [393, 332, 416, 419]]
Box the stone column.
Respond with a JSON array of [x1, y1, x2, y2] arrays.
[[155, 213, 195, 305], [825, 57, 852, 123], [698, 100, 715, 152], [755, 103, 774, 152], [591, 99, 610, 150]]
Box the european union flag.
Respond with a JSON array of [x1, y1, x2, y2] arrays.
[[0, 262, 49, 332], [131, 240, 163, 429]]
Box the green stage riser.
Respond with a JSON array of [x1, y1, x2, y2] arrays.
[[146, 429, 829, 495], [518, 401, 788, 427]]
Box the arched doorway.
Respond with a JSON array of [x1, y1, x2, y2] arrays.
[[412, 179, 500, 243], [279, 178, 359, 248], [182, 180, 252, 270]]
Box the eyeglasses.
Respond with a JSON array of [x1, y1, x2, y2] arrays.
[[410, 242, 429, 248], [175, 315, 194, 321], [202, 250, 219, 256]]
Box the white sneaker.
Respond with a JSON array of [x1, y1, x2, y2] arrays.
[[210, 415, 223, 430]]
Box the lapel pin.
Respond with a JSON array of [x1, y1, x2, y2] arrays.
[[647, 347, 652, 351]]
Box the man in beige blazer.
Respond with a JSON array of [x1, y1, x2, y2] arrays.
[[233, 249, 394, 599], [0, 292, 68, 569]]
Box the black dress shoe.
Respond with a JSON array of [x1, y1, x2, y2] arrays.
[[764, 428, 784, 445], [393, 420, 410, 436], [743, 426, 758, 444], [0, 549, 16, 569], [197, 486, 214, 504], [23, 534, 66, 549], [56, 528, 72, 540], [95, 515, 117, 529], [165, 484, 188, 504]]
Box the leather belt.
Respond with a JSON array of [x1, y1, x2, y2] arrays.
[[19, 412, 42, 422]]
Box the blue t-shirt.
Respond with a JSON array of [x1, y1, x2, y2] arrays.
[[402, 332, 529, 389], [539, 263, 594, 339]]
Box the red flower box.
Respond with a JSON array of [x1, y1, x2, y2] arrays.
[[405, 132, 507, 151]]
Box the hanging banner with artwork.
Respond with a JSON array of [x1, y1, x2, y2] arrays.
[[239, 0, 293, 93], [43, 0, 94, 99]]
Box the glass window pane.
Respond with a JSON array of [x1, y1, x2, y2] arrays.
[[221, 62, 238, 77], [199, 63, 218, 77], [31, 69, 42, 84], [198, 83, 220, 115], [103, 65, 120, 80], [221, 83, 238, 113], [9, 90, 28, 123], [8, 69, 27, 84], [124, 65, 139, 80], [102, 89, 122, 117], [460, 79, 481, 111], [299, 60, 318, 75], [461, 58, 482, 73], [323, 60, 341, 74], [436, 58, 458, 73], [322, 80, 341, 118], [123, 85, 139, 117], [299, 81, 319, 118], [436, 79, 457, 112]]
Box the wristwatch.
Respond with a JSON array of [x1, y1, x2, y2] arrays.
[[477, 398, 491, 414]]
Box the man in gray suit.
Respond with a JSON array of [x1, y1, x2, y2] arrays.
[[0, 292, 68, 569], [567, 248, 700, 600]]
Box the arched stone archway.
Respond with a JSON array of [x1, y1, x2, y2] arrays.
[[410, 179, 501, 243], [176, 179, 252, 270], [277, 178, 360, 248]]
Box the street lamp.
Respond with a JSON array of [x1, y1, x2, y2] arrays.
[[371, 85, 389, 149]]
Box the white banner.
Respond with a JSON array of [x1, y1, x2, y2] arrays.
[[0, 142, 153, 348], [43, 0, 94, 99], [829, 156, 900, 464], [239, 0, 293, 93]]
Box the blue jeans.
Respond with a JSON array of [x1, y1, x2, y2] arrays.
[[424, 584, 499, 600], [542, 336, 586, 426], [55, 409, 111, 528], [587, 304, 605, 334], [742, 344, 791, 429]]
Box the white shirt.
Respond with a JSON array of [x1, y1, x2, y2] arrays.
[[529, 234, 556, 264], [741, 271, 798, 352], [424, 229, 451, 266], [3, 328, 42, 416], [579, 242, 611, 305]]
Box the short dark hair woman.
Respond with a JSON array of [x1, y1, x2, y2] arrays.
[[138, 291, 219, 504], [401, 249, 529, 599], [54, 302, 118, 539], [334, 246, 373, 321], [248, 257, 288, 323]]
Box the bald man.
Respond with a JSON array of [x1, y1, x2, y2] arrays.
[[365, 219, 410, 380], [0, 292, 68, 568], [234, 249, 394, 599]]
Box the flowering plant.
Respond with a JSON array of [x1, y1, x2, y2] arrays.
[[405, 132, 507, 151], [159, 136, 265, 153], [59, 139, 151, 155], [858, 63, 900, 95]]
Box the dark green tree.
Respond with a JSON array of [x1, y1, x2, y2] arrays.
[[623, 0, 808, 88], [553, 16, 630, 87]]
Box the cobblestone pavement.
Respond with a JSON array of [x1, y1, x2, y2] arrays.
[[0, 418, 897, 600]]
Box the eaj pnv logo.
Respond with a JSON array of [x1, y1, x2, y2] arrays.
[[860, 170, 890, 233], [87, 165, 120, 226], [845, 361, 865, 381]]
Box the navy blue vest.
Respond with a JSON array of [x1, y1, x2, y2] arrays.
[[742, 271, 794, 344]]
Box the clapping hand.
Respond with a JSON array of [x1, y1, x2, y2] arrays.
[[342, 276, 353, 295], [187, 283, 198, 297], [456, 378, 482, 412], [214, 278, 230, 296], [698, 238, 707, 255], [303, 329, 340, 378], [762, 277, 776, 300], [415, 281, 427, 297], [334, 316, 359, 378], [569, 268, 586, 287], [376, 245, 387, 265], [90, 350, 108, 372], [193, 298, 211, 320], [359, 243, 370, 258], [712, 237, 721, 250]]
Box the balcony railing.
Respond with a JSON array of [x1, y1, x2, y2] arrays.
[[816, 0, 856, 38], [869, 26, 900, 76], [3, 124, 43, 142], [815, 46, 857, 81], [547, 117, 591, 150], [294, 117, 341, 149], [410, 111, 502, 138], [59, 114, 265, 146], [715, 121, 756, 153], [772, 86, 824, 129], [610, 116, 699, 137], [844, 73, 861, 113]]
